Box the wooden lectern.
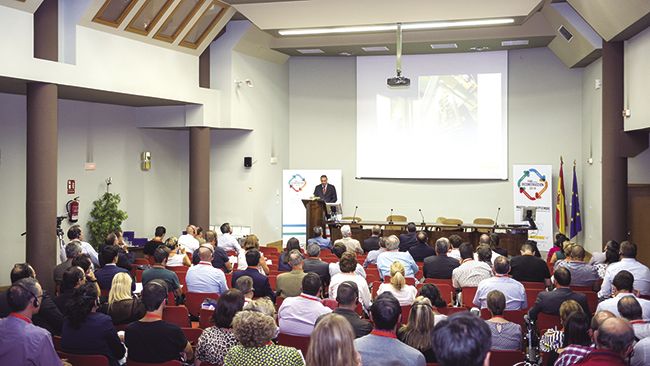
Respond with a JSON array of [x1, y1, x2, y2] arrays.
[[302, 199, 327, 237]]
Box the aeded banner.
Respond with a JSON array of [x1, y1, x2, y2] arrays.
[[513, 165, 553, 252], [282, 170, 342, 245]]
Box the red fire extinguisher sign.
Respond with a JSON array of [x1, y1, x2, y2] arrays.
[[67, 180, 76, 194]]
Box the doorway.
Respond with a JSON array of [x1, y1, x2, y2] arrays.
[[628, 185, 650, 266]]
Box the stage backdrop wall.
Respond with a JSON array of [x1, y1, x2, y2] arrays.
[[513, 165, 553, 251], [282, 170, 341, 244]]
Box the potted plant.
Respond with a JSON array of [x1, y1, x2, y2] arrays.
[[87, 178, 128, 249]]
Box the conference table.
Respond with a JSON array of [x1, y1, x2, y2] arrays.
[[327, 220, 530, 256]]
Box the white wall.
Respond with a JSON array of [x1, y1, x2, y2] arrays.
[[289, 48, 587, 246]]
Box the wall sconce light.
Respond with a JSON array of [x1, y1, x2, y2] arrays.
[[141, 152, 151, 171], [234, 79, 254, 88]]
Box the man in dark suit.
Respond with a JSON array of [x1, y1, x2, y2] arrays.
[[528, 267, 590, 321], [231, 249, 275, 302], [362, 225, 381, 253], [316, 281, 372, 338], [313, 175, 337, 203], [423, 238, 460, 279], [303, 243, 331, 290], [408, 231, 436, 262], [95, 245, 134, 292], [398, 222, 418, 252]]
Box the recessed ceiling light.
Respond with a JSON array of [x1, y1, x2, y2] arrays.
[[278, 18, 515, 36], [430, 43, 458, 49], [296, 49, 325, 54], [469, 46, 490, 51], [501, 40, 529, 47], [362, 46, 389, 52]]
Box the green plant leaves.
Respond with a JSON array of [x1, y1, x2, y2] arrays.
[[87, 192, 128, 249]]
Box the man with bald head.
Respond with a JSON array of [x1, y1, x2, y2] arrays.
[[554, 310, 615, 366], [577, 317, 635, 365], [617, 296, 650, 339], [185, 246, 228, 294], [178, 224, 200, 252]]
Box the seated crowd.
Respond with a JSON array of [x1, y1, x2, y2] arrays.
[[1, 222, 650, 366]]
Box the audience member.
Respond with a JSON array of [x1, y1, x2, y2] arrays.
[[329, 252, 372, 311], [576, 317, 635, 365], [0, 263, 63, 335], [303, 243, 331, 288], [0, 278, 62, 365], [231, 249, 275, 301], [66, 225, 99, 266], [317, 281, 372, 338], [590, 240, 619, 265], [143, 226, 166, 259], [99, 272, 145, 325], [554, 311, 615, 366], [617, 295, 650, 339], [307, 226, 332, 250], [510, 242, 552, 285], [377, 261, 418, 306], [432, 312, 491, 366], [553, 312, 592, 365], [593, 240, 621, 278], [362, 225, 382, 253], [485, 290, 522, 351], [528, 267, 589, 320], [278, 273, 332, 336], [225, 310, 304, 365], [234, 276, 255, 305], [308, 313, 361, 366], [95, 244, 133, 292], [330, 242, 367, 278], [556, 245, 599, 287], [218, 222, 242, 254], [178, 224, 200, 252], [490, 233, 508, 257], [125, 280, 193, 363], [186, 246, 228, 294], [597, 270, 650, 317], [474, 256, 526, 310], [142, 247, 182, 298], [235, 234, 269, 274], [408, 231, 435, 262], [364, 237, 387, 267], [53, 242, 82, 287], [153, 226, 166, 242], [61, 283, 125, 366], [195, 230, 232, 273], [553, 241, 575, 268], [276, 250, 307, 298], [398, 223, 419, 252], [539, 299, 585, 353], [418, 283, 448, 308], [54, 266, 86, 313], [451, 243, 492, 290], [398, 297, 445, 363], [548, 233, 569, 263], [195, 289, 245, 365], [475, 234, 500, 263], [423, 237, 460, 279], [354, 292, 426, 366], [102, 232, 134, 271], [279, 237, 302, 272], [243, 297, 277, 318], [447, 234, 463, 261], [599, 241, 650, 298], [334, 225, 364, 254], [376, 235, 419, 278], [195, 226, 206, 245], [164, 237, 191, 267]]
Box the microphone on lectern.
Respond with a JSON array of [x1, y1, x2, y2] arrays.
[[419, 209, 426, 226], [389, 208, 394, 224], [494, 207, 501, 227], [352, 206, 358, 223]]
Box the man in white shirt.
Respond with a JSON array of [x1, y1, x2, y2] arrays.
[[178, 225, 200, 253], [473, 256, 527, 310], [185, 247, 228, 295], [66, 225, 99, 266], [334, 225, 363, 254], [217, 222, 241, 254], [448, 234, 463, 261], [596, 270, 650, 318], [599, 241, 650, 298], [278, 273, 332, 336], [452, 243, 492, 290]]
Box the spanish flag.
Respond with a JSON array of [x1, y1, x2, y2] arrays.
[[556, 157, 567, 235]]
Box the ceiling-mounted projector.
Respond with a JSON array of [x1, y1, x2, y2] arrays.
[[387, 23, 409, 88]]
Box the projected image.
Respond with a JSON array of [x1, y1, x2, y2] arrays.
[[418, 74, 478, 130]]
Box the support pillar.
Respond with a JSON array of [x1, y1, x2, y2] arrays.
[[26, 83, 58, 292], [189, 127, 211, 230], [601, 41, 627, 242]]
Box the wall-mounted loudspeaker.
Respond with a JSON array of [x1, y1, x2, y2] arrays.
[[244, 157, 252, 168]]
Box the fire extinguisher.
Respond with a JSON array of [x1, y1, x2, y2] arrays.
[[66, 197, 79, 223]]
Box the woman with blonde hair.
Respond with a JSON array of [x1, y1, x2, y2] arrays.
[[236, 234, 270, 275], [397, 297, 443, 363], [99, 272, 146, 325], [376, 261, 417, 306], [307, 313, 361, 366]]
